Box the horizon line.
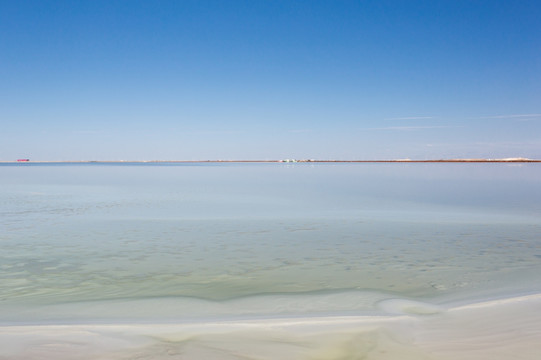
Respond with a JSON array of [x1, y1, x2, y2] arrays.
[[2, 158, 540, 164]]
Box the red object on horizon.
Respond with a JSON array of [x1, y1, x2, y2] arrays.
[[17, 159, 30, 162]]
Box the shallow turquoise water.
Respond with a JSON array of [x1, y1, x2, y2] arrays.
[[1, 163, 540, 324]]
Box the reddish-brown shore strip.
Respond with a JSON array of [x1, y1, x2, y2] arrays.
[[1, 159, 540, 164]]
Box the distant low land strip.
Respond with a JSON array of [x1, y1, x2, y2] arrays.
[[3, 158, 541, 163]]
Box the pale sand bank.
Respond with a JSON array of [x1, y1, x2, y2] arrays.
[[1, 294, 540, 360]]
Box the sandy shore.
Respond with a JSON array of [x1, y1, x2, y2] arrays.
[[1, 293, 540, 360]]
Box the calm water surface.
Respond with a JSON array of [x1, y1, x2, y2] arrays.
[[1, 163, 540, 324]]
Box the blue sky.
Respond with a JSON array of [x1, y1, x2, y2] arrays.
[[1, 0, 540, 160]]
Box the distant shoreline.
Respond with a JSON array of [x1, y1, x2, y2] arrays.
[[2, 158, 540, 164]]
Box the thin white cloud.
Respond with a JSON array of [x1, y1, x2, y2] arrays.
[[384, 116, 435, 121], [72, 130, 101, 134], [479, 114, 541, 119], [184, 130, 246, 135], [363, 125, 460, 131], [288, 129, 313, 133]]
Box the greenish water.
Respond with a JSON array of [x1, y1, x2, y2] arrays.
[[1, 163, 540, 322]]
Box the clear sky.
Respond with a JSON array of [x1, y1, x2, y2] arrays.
[[1, 0, 540, 160]]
